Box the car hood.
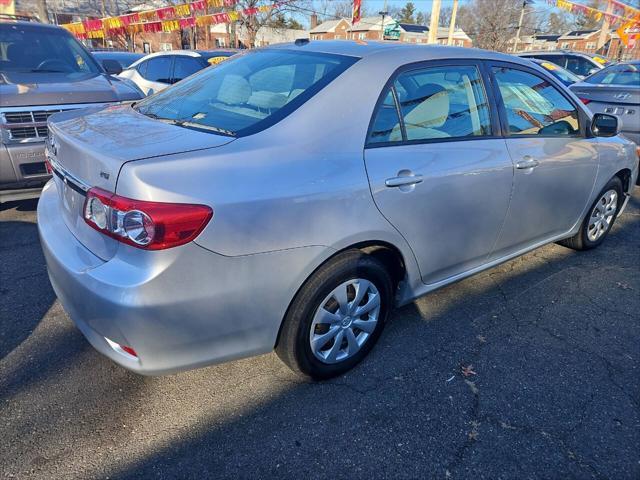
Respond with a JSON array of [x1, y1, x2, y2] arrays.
[[48, 104, 235, 191], [0, 72, 141, 107]]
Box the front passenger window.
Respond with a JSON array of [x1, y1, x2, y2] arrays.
[[493, 67, 580, 136]]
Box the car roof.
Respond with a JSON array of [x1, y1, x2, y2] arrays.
[[93, 51, 143, 57], [518, 50, 590, 57], [0, 19, 68, 31], [268, 40, 528, 64]]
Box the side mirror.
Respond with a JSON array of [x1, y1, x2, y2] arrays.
[[587, 67, 599, 76], [591, 113, 620, 137], [101, 59, 123, 75]]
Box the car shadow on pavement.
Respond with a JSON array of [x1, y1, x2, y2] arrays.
[[0, 219, 56, 362], [1, 195, 638, 479]]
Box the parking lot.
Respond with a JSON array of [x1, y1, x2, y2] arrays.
[[0, 191, 637, 479]]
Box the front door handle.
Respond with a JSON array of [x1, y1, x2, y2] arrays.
[[515, 157, 540, 170], [385, 174, 424, 188]]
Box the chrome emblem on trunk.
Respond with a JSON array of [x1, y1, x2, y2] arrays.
[[614, 93, 630, 100]]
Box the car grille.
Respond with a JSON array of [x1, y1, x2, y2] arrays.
[[0, 104, 112, 143]]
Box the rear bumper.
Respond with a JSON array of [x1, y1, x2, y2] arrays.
[[38, 180, 330, 375]]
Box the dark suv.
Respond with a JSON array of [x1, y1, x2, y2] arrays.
[[517, 51, 611, 78], [0, 19, 142, 202]]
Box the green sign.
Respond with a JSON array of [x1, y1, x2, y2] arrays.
[[384, 21, 401, 40]]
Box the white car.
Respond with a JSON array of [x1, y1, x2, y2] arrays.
[[118, 49, 235, 95]]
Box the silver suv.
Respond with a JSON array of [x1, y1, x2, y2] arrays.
[[0, 18, 142, 202]]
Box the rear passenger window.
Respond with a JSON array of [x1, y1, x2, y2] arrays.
[[368, 89, 401, 144], [493, 67, 580, 136], [144, 56, 173, 83], [367, 65, 491, 145], [172, 56, 204, 83]]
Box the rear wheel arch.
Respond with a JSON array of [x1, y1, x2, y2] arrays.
[[274, 240, 407, 350]]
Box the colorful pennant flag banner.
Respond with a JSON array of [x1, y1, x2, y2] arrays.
[[61, 0, 283, 39]]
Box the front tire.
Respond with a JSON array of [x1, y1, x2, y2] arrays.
[[276, 250, 393, 380], [559, 176, 623, 251]]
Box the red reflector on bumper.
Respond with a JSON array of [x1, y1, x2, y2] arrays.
[[104, 337, 139, 360]]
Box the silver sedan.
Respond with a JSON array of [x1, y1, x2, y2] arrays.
[[39, 41, 639, 379], [570, 60, 640, 146]]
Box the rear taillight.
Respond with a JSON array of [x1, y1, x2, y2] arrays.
[[83, 187, 213, 250], [579, 98, 591, 105]]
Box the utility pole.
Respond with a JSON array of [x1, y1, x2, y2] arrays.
[[597, 0, 614, 51], [514, 0, 527, 53], [447, 0, 459, 46], [378, 0, 388, 41], [37, 0, 49, 23], [428, 0, 441, 44]]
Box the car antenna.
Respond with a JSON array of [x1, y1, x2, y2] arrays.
[[295, 38, 310, 46]]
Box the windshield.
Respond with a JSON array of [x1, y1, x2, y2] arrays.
[[0, 24, 101, 74], [585, 63, 640, 86], [134, 49, 357, 137]]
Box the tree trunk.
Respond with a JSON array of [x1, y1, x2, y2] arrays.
[[37, 0, 49, 23]]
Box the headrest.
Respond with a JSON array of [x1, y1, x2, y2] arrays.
[[217, 74, 251, 105]]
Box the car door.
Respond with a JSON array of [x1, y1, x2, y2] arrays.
[[171, 56, 206, 84], [364, 62, 514, 285], [137, 56, 174, 95], [488, 62, 599, 259]]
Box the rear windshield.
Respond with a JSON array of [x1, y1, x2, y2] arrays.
[[134, 49, 357, 137], [0, 24, 101, 74], [585, 63, 640, 86]]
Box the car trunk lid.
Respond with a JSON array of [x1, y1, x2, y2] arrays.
[[571, 83, 640, 105], [47, 104, 235, 260]]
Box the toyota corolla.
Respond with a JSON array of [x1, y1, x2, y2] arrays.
[[39, 41, 639, 379]]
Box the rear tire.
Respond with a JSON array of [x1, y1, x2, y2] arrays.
[[558, 176, 623, 251], [276, 250, 393, 380]]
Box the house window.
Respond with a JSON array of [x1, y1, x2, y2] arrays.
[[159, 43, 172, 51], [586, 42, 596, 50], [561, 42, 569, 49]]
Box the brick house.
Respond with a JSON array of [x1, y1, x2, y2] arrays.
[[310, 16, 472, 47], [557, 30, 599, 52], [309, 18, 351, 40]]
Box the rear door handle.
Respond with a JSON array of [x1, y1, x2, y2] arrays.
[[385, 174, 424, 188], [515, 157, 540, 170]]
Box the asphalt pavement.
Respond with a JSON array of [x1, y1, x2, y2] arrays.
[[1, 190, 639, 479]]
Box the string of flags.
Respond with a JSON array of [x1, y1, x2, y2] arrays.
[[61, 0, 282, 39], [547, 0, 639, 27], [546, 0, 640, 46]]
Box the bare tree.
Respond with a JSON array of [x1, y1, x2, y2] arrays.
[[233, 0, 308, 48], [456, 0, 537, 51]]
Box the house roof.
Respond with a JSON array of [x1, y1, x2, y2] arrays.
[[400, 23, 428, 34], [350, 16, 396, 32], [309, 18, 348, 34], [559, 29, 598, 40], [534, 34, 562, 41]]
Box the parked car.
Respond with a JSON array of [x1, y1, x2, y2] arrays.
[[92, 51, 144, 74], [570, 61, 640, 149], [0, 18, 143, 202], [118, 49, 237, 95], [39, 41, 639, 379], [517, 50, 611, 78], [529, 58, 581, 86]]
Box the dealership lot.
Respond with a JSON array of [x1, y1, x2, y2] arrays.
[[1, 192, 638, 479]]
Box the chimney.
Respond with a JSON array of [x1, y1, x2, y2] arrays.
[[310, 14, 318, 29]]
